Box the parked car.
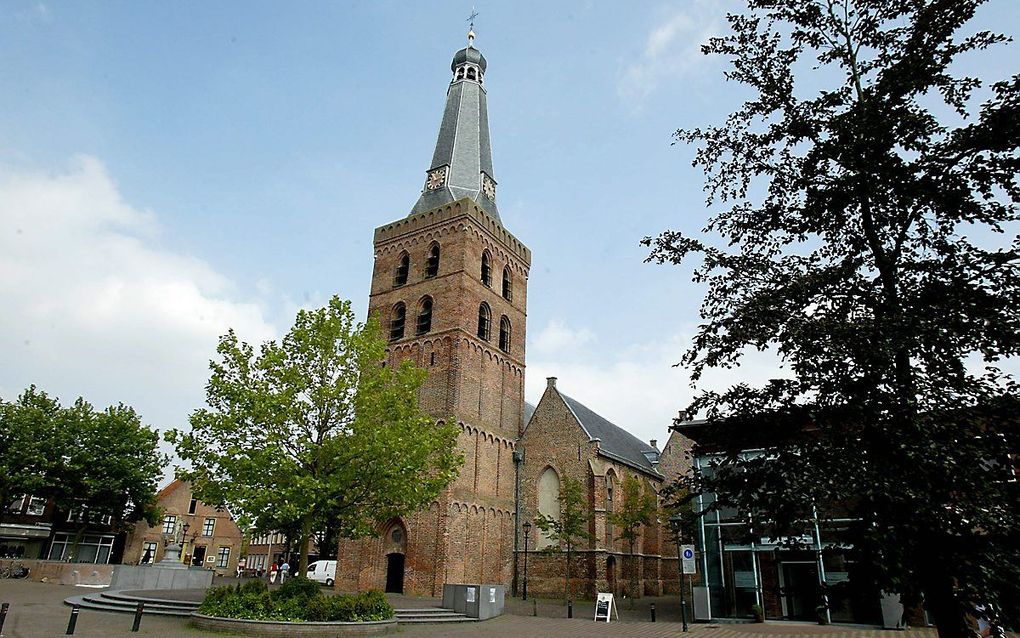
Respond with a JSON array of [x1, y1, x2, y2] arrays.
[[305, 559, 337, 587]]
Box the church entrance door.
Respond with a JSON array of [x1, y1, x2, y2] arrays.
[[385, 553, 405, 594]]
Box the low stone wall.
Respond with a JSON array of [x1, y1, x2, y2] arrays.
[[14, 559, 115, 586], [190, 614, 396, 637], [108, 564, 213, 590]]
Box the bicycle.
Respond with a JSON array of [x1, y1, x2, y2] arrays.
[[0, 561, 30, 579]]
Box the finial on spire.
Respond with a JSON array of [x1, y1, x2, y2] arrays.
[[466, 7, 479, 46]]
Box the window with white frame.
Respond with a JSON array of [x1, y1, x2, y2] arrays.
[[140, 541, 158, 564], [203, 517, 215, 537], [48, 533, 115, 564], [162, 514, 177, 535], [217, 546, 231, 568], [6, 495, 26, 514], [26, 496, 46, 516]]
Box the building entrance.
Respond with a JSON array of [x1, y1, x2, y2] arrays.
[[192, 546, 206, 567], [385, 553, 405, 594], [780, 562, 819, 620]]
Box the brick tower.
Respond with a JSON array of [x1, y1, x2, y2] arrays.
[[335, 29, 530, 597]]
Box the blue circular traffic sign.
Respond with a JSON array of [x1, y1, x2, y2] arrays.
[[682, 549, 694, 559]]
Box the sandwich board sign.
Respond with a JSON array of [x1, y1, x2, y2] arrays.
[[681, 545, 697, 574], [594, 592, 618, 623]]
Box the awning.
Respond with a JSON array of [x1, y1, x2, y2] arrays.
[[0, 523, 52, 540]]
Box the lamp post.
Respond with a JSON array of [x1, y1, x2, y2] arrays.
[[669, 514, 689, 632], [181, 523, 191, 565], [522, 521, 532, 601]]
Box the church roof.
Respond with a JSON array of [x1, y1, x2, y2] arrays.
[[411, 40, 500, 220], [523, 401, 536, 430], [560, 393, 663, 478]]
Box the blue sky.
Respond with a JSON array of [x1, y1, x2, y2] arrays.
[[2, 1, 1018, 469]]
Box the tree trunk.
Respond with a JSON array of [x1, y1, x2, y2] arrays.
[[298, 515, 312, 575], [629, 542, 637, 608], [923, 571, 971, 638]]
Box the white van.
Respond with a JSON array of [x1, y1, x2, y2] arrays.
[[305, 560, 337, 587]]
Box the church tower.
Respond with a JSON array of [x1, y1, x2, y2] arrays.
[[335, 30, 530, 596]]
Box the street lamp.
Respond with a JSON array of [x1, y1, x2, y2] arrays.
[[521, 521, 532, 601], [669, 514, 689, 632], [181, 523, 191, 565]]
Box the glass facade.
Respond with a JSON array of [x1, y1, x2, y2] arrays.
[[693, 456, 882, 625], [48, 533, 115, 564]]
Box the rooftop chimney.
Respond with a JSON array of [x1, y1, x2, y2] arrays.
[[547, 377, 557, 389], [649, 439, 658, 449]]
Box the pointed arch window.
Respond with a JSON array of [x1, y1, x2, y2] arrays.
[[394, 252, 409, 287], [425, 243, 440, 279], [416, 296, 433, 335], [498, 316, 511, 353], [477, 303, 491, 341], [481, 251, 492, 287], [501, 266, 512, 301], [389, 303, 406, 341], [537, 467, 560, 549]]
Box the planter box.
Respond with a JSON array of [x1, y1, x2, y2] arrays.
[[190, 614, 396, 636]]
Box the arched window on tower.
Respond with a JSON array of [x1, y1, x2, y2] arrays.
[[481, 251, 492, 287], [390, 303, 406, 341], [394, 252, 409, 287], [498, 316, 511, 353], [416, 296, 433, 335], [501, 266, 512, 301], [425, 243, 440, 279], [477, 303, 491, 341], [467, 67, 477, 81], [456, 67, 465, 80], [537, 467, 560, 549]]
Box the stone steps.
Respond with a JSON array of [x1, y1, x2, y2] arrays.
[[395, 607, 476, 623], [64, 591, 476, 623]]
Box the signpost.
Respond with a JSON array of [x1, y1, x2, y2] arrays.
[[681, 545, 696, 574], [594, 592, 618, 623]]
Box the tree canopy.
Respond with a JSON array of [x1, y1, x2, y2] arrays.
[[168, 295, 462, 573], [0, 385, 165, 530], [646, 1, 1019, 635], [607, 473, 657, 601]]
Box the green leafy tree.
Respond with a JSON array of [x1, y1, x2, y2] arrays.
[[607, 473, 657, 603], [535, 475, 593, 604], [0, 386, 165, 548], [168, 295, 462, 573], [646, 1, 1020, 636], [0, 386, 63, 514]]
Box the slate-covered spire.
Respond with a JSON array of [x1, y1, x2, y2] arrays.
[[411, 30, 499, 220]]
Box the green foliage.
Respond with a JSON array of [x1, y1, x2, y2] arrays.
[[646, 1, 1020, 635], [607, 473, 657, 601], [275, 575, 319, 602], [239, 579, 268, 596], [199, 586, 394, 623], [0, 385, 165, 529], [534, 475, 592, 602], [168, 295, 462, 572]]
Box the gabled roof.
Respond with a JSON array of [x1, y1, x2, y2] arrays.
[[559, 393, 663, 478]]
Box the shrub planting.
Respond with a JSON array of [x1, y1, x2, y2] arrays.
[[198, 581, 393, 622]]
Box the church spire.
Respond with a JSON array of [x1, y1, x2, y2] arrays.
[[411, 29, 499, 221]]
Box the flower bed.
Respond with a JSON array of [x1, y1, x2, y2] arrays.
[[189, 577, 396, 636]]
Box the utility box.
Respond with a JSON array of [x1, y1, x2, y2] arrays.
[[442, 583, 505, 620]]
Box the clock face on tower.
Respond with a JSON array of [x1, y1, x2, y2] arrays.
[[426, 166, 448, 191], [481, 173, 496, 201]]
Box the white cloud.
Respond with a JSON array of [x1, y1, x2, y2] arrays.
[[526, 330, 789, 449], [529, 319, 595, 355], [618, 2, 725, 106], [0, 156, 277, 456]]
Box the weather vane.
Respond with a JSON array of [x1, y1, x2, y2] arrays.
[[466, 7, 479, 46]]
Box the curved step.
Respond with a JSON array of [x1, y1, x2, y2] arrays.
[[101, 591, 199, 609], [64, 594, 193, 617]]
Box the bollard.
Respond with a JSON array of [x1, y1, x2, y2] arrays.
[[567, 599, 573, 619], [66, 604, 79, 635], [651, 602, 656, 622], [131, 601, 144, 631], [1, 602, 9, 636], [532, 599, 537, 617]]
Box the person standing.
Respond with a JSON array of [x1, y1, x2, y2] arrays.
[[279, 559, 290, 584]]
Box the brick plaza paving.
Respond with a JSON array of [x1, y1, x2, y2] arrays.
[[0, 580, 984, 638]]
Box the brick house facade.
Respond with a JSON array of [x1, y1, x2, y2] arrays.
[[122, 479, 242, 575]]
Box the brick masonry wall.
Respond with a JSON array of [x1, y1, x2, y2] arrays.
[[518, 382, 674, 600], [336, 199, 529, 597], [122, 480, 242, 575]]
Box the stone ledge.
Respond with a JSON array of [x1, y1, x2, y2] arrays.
[[190, 613, 397, 636]]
